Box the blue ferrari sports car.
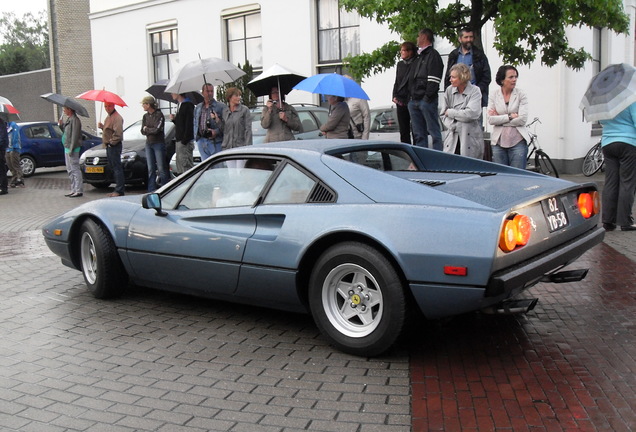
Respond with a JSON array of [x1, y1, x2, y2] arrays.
[[43, 140, 604, 356]]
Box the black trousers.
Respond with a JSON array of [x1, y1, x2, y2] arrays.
[[396, 103, 412, 144], [602, 141, 636, 226]]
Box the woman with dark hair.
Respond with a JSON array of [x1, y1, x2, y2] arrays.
[[392, 41, 417, 144], [320, 95, 350, 139], [487, 65, 531, 169], [441, 63, 483, 159]]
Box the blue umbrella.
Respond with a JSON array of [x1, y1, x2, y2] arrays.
[[293, 73, 370, 100]]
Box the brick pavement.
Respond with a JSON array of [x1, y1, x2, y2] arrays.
[[0, 169, 634, 431]]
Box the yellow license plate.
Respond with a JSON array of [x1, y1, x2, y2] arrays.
[[85, 166, 104, 173]]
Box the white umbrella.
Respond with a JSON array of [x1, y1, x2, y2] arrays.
[[165, 57, 246, 94]]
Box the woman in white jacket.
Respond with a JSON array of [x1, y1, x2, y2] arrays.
[[440, 63, 484, 159], [487, 65, 531, 169]]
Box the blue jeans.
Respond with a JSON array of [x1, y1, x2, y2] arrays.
[[145, 141, 170, 192], [492, 141, 528, 169], [408, 98, 442, 150], [196, 137, 222, 161], [107, 143, 125, 195]]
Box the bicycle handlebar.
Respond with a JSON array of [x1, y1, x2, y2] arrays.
[[526, 117, 541, 128]]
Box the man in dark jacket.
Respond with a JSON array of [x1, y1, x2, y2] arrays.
[[444, 27, 492, 109], [0, 116, 8, 195], [408, 28, 444, 150], [171, 93, 195, 174]]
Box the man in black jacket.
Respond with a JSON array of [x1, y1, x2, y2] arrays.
[[408, 28, 444, 150], [444, 28, 491, 110]]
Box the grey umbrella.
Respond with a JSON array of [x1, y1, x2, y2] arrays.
[[40, 93, 90, 117], [579, 63, 636, 122]]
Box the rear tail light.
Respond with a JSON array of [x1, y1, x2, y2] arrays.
[[578, 191, 600, 218], [499, 214, 532, 252]]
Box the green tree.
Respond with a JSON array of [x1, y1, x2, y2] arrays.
[[339, 0, 629, 81], [0, 11, 50, 75], [216, 60, 258, 108]]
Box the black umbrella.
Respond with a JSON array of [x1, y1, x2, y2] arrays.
[[247, 63, 306, 97], [40, 93, 90, 117], [146, 79, 204, 104]]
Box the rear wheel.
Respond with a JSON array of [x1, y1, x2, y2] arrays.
[[20, 155, 37, 177], [78, 219, 127, 299], [582, 142, 604, 176], [308, 242, 406, 356], [535, 151, 559, 177]]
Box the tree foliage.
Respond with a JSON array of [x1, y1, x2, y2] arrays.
[[339, 0, 629, 81], [0, 11, 50, 75], [216, 60, 258, 108]]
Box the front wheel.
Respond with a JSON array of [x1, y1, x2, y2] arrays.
[[535, 151, 559, 177], [20, 155, 37, 177], [582, 143, 604, 176], [308, 242, 406, 357], [78, 219, 127, 299]]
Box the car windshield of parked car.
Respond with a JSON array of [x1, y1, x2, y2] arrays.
[[177, 158, 278, 210], [331, 149, 416, 171], [370, 109, 398, 133]]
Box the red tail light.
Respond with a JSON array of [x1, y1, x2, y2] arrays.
[[499, 214, 532, 252], [578, 192, 599, 218]]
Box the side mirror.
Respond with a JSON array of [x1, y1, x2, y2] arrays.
[[142, 193, 167, 216]]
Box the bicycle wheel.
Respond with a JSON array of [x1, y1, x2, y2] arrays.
[[582, 142, 604, 176], [535, 151, 559, 177]]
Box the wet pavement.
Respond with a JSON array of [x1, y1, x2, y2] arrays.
[[0, 169, 634, 431]]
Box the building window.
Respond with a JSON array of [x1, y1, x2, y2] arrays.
[[150, 28, 179, 82], [225, 11, 262, 71], [317, 0, 359, 73]]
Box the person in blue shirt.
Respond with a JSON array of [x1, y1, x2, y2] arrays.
[[0, 116, 8, 195], [6, 121, 24, 188], [600, 102, 636, 231]]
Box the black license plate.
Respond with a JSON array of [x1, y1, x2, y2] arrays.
[[541, 196, 569, 232]]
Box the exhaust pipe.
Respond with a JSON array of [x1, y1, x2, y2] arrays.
[[481, 298, 538, 315]]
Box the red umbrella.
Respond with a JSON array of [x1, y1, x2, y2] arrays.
[[76, 89, 127, 107], [0, 101, 20, 121], [0, 103, 20, 114]]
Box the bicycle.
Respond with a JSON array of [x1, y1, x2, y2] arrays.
[[582, 140, 604, 176], [525, 117, 559, 177]]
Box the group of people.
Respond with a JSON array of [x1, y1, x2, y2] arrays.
[[392, 27, 530, 169]]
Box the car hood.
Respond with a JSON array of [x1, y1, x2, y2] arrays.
[[82, 139, 146, 157]]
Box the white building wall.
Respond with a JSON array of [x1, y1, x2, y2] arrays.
[[88, 0, 634, 173]]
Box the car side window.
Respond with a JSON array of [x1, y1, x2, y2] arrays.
[[264, 164, 316, 204], [313, 110, 328, 127], [297, 112, 318, 133], [178, 158, 277, 210], [370, 110, 398, 133], [334, 149, 416, 171], [26, 126, 52, 139]]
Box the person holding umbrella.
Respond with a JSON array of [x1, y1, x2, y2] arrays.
[[599, 102, 636, 231], [171, 93, 196, 173], [98, 102, 125, 197], [140, 96, 170, 192], [193, 83, 226, 159], [59, 106, 84, 197], [320, 95, 351, 139], [261, 86, 301, 143]]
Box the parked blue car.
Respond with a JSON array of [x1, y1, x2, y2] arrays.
[[16, 121, 102, 177], [42, 140, 604, 356]]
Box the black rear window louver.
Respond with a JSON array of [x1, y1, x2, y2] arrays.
[[411, 179, 446, 187], [308, 183, 336, 203], [421, 169, 497, 177]]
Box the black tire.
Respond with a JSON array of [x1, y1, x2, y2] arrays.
[[582, 143, 604, 176], [308, 242, 406, 357], [20, 155, 37, 177], [535, 151, 559, 177], [78, 219, 127, 299]]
